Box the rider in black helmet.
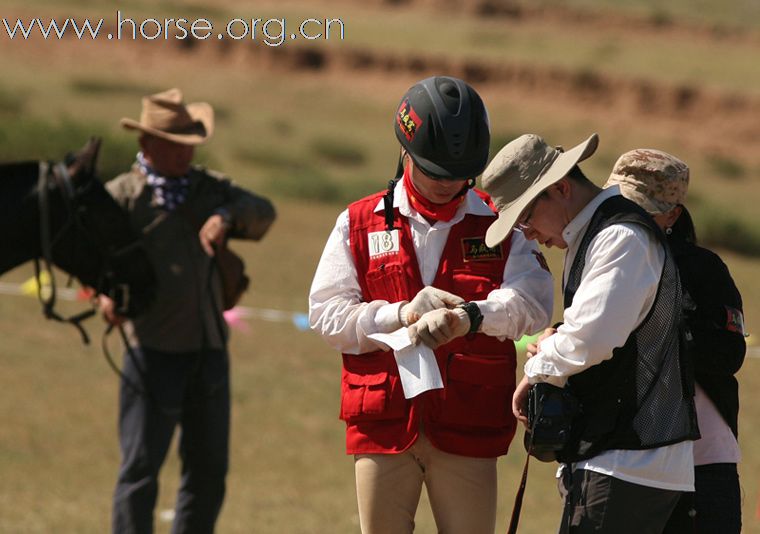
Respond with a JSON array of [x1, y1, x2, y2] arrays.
[[309, 75, 552, 534], [394, 76, 490, 180]]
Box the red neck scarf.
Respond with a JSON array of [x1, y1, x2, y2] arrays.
[[403, 165, 466, 222]]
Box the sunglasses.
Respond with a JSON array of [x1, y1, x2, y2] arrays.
[[399, 152, 472, 182], [418, 164, 471, 182]]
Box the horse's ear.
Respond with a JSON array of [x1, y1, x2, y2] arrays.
[[68, 137, 102, 184]]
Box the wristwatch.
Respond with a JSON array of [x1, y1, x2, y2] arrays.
[[457, 302, 483, 334], [214, 207, 234, 230]]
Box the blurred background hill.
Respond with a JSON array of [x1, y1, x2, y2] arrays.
[[1, 0, 758, 532]]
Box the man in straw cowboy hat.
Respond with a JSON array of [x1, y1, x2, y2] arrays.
[[481, 134, 699, 533], [99, 88, 276, 534]]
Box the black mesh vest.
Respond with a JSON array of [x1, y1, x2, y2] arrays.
[[558, 195, 699, 463]]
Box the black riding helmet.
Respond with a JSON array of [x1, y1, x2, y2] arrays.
[[394, 76, 490, 180]]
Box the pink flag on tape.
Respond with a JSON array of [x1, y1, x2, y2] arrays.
[[223, 307, 250, 333]]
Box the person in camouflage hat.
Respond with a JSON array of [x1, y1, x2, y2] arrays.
[[606, 149, 689, 215], [605, 149, 746, 534]]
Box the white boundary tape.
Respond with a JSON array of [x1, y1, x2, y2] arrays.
[[0, 281, 78, 300], [0, 281, 310, 329], [2, 281, 757, 344]]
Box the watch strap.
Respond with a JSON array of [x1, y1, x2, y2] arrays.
[[457, 302, 483, 334]]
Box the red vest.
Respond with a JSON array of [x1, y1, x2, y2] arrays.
[[341, 189, 517, 458]]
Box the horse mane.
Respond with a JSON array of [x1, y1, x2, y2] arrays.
[[0, 141, 155, 320], [1, 160, 43, 208]]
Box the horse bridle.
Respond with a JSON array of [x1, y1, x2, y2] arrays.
[[34, 160, 133, 344]]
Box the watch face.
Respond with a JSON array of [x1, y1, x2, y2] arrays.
[[459, 302, 482, 333]]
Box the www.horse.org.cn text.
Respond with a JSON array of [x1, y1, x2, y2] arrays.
[[2, 11, 346, 47]]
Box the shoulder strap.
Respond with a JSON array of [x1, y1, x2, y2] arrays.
[[383, 178, 400, 231]]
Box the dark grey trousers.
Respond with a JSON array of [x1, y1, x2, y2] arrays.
[[662, 463, 741, 534], [559, 467, 682, 534], [112, 347, 230, 534]]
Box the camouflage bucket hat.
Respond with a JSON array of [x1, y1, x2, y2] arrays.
[[605, 149, 689, 214]]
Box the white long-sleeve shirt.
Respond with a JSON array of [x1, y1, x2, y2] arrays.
[[526, 186, 693, 492], [526, 186, 664, 386], [309, 180, 554, 355]]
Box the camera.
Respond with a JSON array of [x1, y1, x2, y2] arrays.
[[524, 382, 578, 461]]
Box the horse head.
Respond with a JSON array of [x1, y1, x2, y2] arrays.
[[44, 138, 156, 317]]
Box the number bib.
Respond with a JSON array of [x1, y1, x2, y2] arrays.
[[367, 230, 400, 259]]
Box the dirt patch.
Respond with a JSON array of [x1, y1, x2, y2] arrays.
[[4, 20, 760, 165], [354, 0, 760, 46], [234, 42, 760, 161]]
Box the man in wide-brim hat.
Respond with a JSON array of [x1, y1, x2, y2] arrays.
[[481, 134, 699, 534], [100, 88, 276, 534], [120, 87, 214, 146]]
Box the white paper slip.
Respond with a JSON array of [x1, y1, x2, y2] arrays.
[[367, 328, 443, 399]]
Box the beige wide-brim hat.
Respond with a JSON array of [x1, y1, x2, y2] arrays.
[[482, 133, 599, 247], [120, 88, 214, 146]]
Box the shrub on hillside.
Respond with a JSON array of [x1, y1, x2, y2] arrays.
[[0, 87, 26, 117], [489, 132, 524, 156], [0, 119, 131, 180], [694, 205, 760, 257], [311, 138, 367, 167], [0, 118, 218, 182], [706, 154, 746, 180], [236, 146, 296, 169], [267, 166, 381, 204], [70, 78, 160, 97], [238, 144, 376, 204]]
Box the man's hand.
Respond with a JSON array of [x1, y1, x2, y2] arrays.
[[512, 375, 532, 427], [97, 294, 126, 327], [526, 327, 557, 358], [399, 286, 464, 326], [199, 213, 229, 256], [408, 307, 469, 349]]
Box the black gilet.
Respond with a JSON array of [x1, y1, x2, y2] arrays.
[[558, 195, 699, 463]]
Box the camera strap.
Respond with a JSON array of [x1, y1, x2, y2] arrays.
[[506, 405, 540, 533], [506, 447, 532, 534]]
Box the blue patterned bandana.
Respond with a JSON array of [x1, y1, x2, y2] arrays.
[[137, 151, 190, 211]]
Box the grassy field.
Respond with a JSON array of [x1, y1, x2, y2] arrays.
[[1, 0, 759, 532], [1, 203, 758, 534]]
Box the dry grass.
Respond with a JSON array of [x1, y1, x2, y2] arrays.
[[2, 209, 758, 533], [1, 0, 759, 532]]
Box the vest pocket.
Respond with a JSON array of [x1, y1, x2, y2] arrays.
[[340, 366, 406, 422], [365, 263, 410, 303], [432, 354, 515, 428]]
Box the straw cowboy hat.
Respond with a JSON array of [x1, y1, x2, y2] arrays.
[[120, 88, 214, 145], [482, 133, 599, 247]]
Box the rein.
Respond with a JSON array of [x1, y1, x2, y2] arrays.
[[34, 161, 96, 344], [101, 243, 226, 417]]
